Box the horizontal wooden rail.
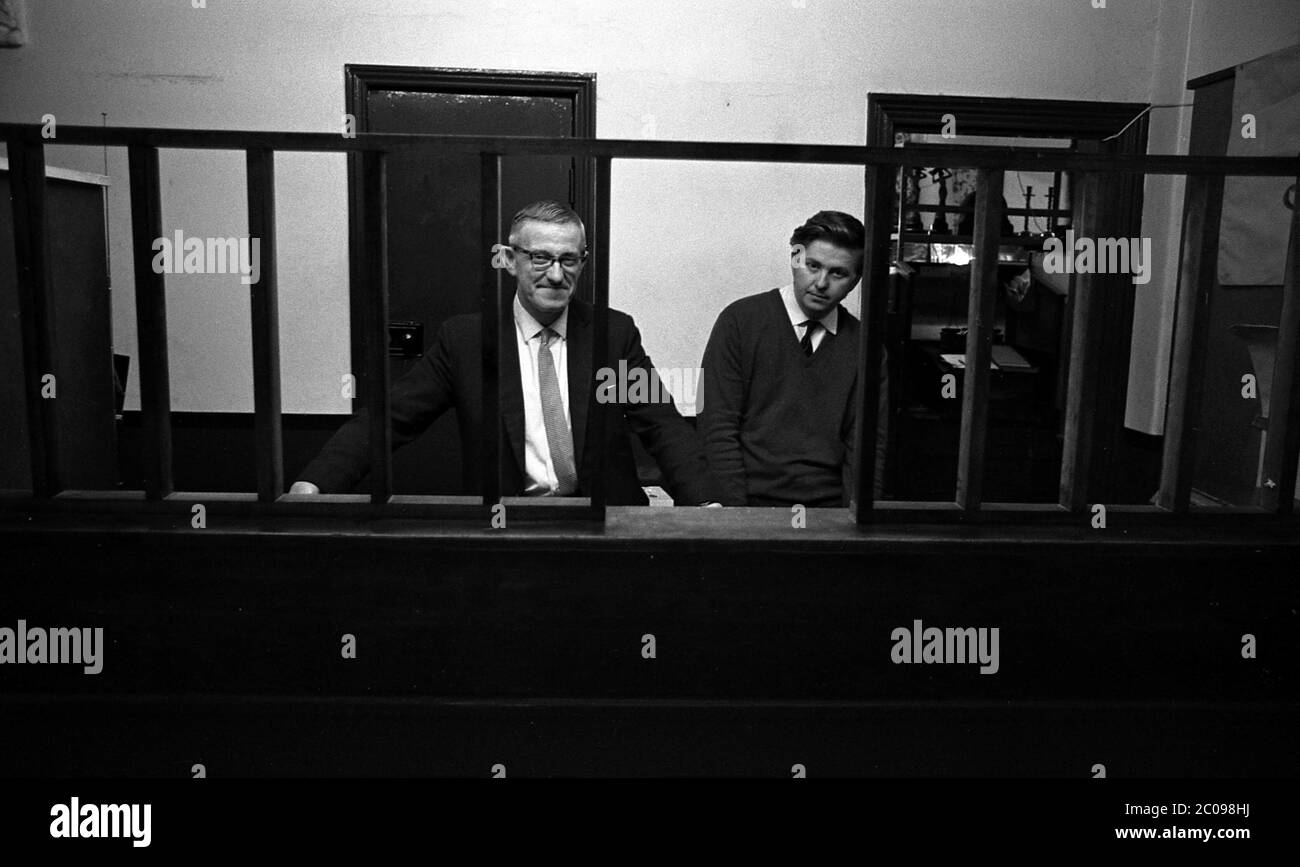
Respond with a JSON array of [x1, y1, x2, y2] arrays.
[[2, 492, 1296, 531], [1, 124, 1295, 175]]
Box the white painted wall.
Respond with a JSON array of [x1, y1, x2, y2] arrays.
[[1, 0, 1295, 429]]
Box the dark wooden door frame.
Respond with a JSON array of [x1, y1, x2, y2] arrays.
[[342, 65, 598, 399], [867, 93, 1151, 502]]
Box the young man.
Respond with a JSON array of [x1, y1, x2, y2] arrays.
[[293, 201, 713, 506], [700, 211, 887, 507]]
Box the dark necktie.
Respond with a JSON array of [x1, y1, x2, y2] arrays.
[[800, 320, 822, 357], [537, 328, 578, 495]]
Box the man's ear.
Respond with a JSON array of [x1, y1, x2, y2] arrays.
[[791, 243, 806, 269]]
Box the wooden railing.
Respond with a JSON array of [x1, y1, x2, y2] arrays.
[[3, 123, 1298, 525]]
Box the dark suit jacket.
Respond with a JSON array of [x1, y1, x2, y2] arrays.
[[300, 298, 711, 506]]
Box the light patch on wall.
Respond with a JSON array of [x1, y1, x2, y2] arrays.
[[0, 0, 27, 47], [610, 159, 864, 416]]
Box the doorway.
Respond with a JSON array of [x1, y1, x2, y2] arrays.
[[343, 66, 597, 494], [867, 93, 1151, 503]]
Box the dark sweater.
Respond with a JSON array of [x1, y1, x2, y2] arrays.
[[700, 288, 864, 507]]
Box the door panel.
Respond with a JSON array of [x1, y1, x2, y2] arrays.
[[347, 69, 594, 494]]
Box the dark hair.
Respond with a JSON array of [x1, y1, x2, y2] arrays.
[[789, 211, 866, 259], [508, 200, 586, 245]]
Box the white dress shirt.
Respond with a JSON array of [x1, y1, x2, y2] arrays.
[[779, 283, 838, 352], [513, 295, 572, 495]]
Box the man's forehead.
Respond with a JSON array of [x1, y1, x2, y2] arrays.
[[516, 219, 585, 249], [803, 239, 861, 263]]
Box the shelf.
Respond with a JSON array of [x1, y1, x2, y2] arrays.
[[895, 233, 1051, 247]]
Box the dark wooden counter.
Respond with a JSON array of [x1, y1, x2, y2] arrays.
[[2, 508, 1296, 776]]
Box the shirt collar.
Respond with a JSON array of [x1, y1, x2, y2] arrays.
[[778, 283, 838, 335], [513, 294, 569, 341]]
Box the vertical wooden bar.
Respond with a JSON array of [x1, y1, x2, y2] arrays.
[[854, 161, 895, 523], [480, 153, 502, 506], [358, 150, 391, 503], [587, 156, 612, 516], [127, 144, 174, 499], [1260, 168, 1300, 513], [954, 169, 1004, 511], [345, 151, 366, 420], [6, 134, 61, 496], [246, 148, 283, 502], [1058, 172, 1104, 510], [1157, 173, 1223, 513]]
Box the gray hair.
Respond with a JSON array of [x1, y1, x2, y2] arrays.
[[507, 200, 586, 246]]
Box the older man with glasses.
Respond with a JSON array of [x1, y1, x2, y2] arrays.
[[292, 200, 716, 506]]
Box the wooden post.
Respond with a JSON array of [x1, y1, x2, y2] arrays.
[[853, 162, 896, 522], [358, 150, 391, 503], [5, 134, 61, 497], [1157, 173, 1223, 512], [1260, 167, 1300, 512], [480, 153, 502, 506], [955, 168, 1004, 511], [127, 144, 174, 499], [587, 156, 612, 516], [1058, 172, 1105, 511], [246, 148, 284, 502]]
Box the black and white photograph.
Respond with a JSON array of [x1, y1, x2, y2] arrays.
[[1, 0, 1297, 852]]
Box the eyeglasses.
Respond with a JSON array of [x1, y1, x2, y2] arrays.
[[511, 245, 588, 272]]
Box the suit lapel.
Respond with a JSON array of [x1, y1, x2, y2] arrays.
[[566, 298, 592, 468], [498, 309, 528, 481]]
